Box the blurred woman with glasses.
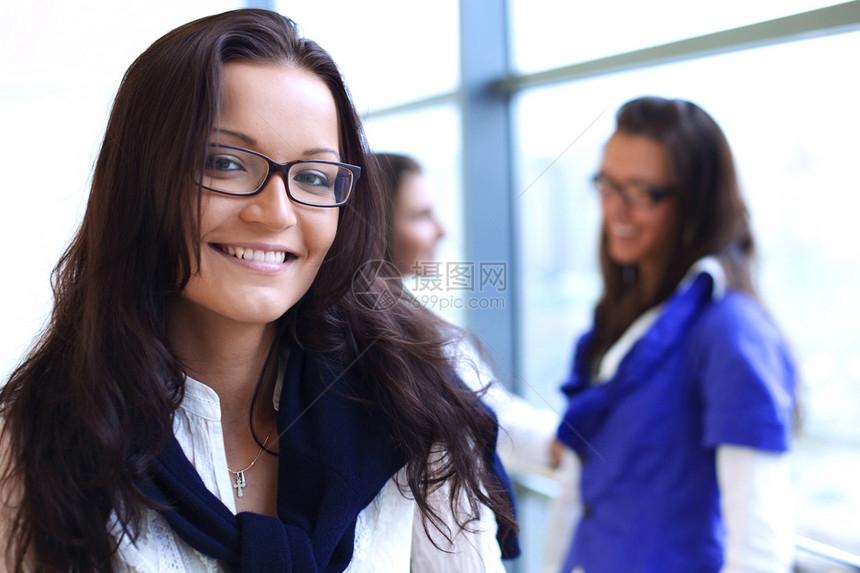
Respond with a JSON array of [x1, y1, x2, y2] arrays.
[[0, 10, 517, 572], [555, 96, 797, 573]]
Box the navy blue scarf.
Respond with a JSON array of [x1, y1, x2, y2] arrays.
[[146, 346, 518, 571]]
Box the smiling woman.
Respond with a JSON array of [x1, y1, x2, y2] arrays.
[[556, 97, 797, 573], [175, 63, 342, 332], [594, 132, 680, 299], [0, 9, 517, 573]]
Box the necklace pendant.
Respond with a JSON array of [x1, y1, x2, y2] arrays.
[[233, 470, 247, 498]]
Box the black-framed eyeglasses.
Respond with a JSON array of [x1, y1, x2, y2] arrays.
[[592, 173, 674, 209], [198, 144, 360, 207]]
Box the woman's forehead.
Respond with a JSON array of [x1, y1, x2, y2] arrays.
[[215, 62, 340, 161]]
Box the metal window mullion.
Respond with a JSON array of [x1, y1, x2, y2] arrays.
[[494, 0, 860, 94], [363, 1, 860, 121], [459, 0, 519, 391]]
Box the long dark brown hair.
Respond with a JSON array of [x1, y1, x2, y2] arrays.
[[0, 9, 514, 571], [588, 96, 757, 372]]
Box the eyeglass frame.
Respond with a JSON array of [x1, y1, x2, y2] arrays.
[[198, 143, 361, 207], [591, 173, 674, 208]]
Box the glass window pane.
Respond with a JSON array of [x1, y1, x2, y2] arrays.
[[0, 1, 241, 380], [509, 0, 847, 73], [513, 30, 860, 555], [276, 0, 460, 111], [2, 2, 240, 83], [364, 106, 466, 325]]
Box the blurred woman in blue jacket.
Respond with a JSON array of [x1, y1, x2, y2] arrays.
[[556, 96, 797, 573]]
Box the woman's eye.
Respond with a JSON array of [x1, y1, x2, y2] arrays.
[[204, 154, 245, 174], [293, 170, 333, 188], [627, 185, 650, 202]]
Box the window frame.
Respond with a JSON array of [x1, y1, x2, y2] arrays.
[[313, 0, 860, 567]]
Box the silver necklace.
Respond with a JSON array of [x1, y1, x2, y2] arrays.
[[227, 424, 275, 498]]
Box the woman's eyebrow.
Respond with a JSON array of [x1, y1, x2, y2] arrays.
[[304, 146, 340, 158], [212, 127, 256, 145]]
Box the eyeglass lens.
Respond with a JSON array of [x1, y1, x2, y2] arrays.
[[202, 147, 353, 205], [593, 174, 668, 208]]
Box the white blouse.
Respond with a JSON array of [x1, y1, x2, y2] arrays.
[[115, 375, 505, 572]]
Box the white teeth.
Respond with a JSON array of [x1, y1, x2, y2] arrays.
[[610, 224, 637, 238], [220, 246, 288, 263]]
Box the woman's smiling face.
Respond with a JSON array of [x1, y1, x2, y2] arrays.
[[176, 62, 341, 329], [599, 131, 679, 282], [391, 171, 447, 275]]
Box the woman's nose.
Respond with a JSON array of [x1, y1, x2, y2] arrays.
[[240, 173, 298, 229], [434, 216, 447, 240], [600, 188, 632, 218]]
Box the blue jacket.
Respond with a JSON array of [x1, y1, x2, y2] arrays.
[[557, 273, 796, 573]]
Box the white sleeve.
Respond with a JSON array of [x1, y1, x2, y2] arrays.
[[410, 479, 505, 573], [717, 444, 794, 573], [542, 449, 583, 573], [484, 384, 560, 473], [453, 342, 559, 473]]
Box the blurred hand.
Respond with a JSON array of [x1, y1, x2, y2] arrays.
[[549, 438, 569, 469]]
